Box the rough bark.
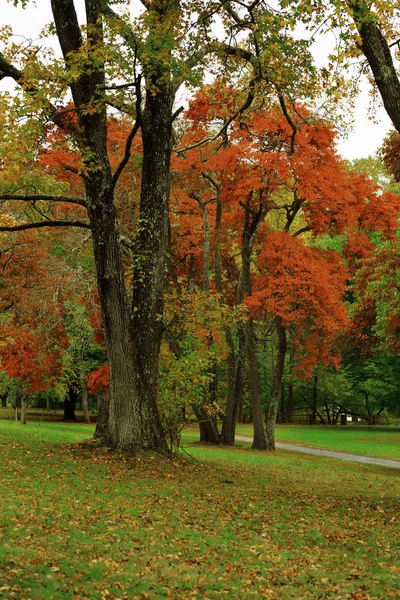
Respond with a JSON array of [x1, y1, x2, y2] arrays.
[[130, 76, 174, 452], [49, 0, 168, 453], [94, 392, 109, 439], [265, 318, 287, 451], [350, 1, 400, 134]]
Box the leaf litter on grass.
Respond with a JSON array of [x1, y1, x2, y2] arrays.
[[0, 422, 399, 599]]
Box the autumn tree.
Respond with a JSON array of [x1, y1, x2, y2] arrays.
[[0, 231, 68, 423], [0, 0, 333, 452], [173, 83, 400, 449]]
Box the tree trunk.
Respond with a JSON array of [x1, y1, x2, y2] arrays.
[[50, 0, 168, 454], [221, 194, 266, 445], [309, 375, 318, 425], [128, 78, 175, 454], [94, 392, 109, 440], [80, 368, 90, 424], [350, 1, 400, 134], [64, 384, 77, 421], [194, 406, 221, 444], [220, 326, 244, 444], [245, 320, 267, 450], [0, 391, 8, 408], [286, 379, 293, 423], [265, 318, 287, 450], [20, 397, 27, 425]]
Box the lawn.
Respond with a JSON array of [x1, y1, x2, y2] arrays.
[[0, 420, 399, 599], [234, 424, 400, 461]]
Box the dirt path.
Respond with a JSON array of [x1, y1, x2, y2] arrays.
[[235, 435, 400, 470]]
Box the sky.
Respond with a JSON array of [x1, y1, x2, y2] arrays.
[[0, 0, 394, 161]]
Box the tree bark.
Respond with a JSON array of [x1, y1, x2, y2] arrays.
[[80, 369, 90, 424], [130, 76, 174, 453], [265, 318, 287, 450], [20, 397, 27, 425], [64, 384, 77, 421], [350, 1, 400, 134], [221, 194, 267, 447], [195, 406, 221, 444], [94, 392, 109, 439], [221, 326, 245, 444], [245, 320, 266, 450], [49, 0, 169, 453]]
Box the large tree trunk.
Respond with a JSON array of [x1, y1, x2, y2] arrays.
[[86, 180, 151, 450], [94, 392, 109, 440], [50, 0, 169, 453], [130, 78, 174, 453], [265, 318, 287, 450]]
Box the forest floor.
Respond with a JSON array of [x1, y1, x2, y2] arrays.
[[0, 420, 399, 599]]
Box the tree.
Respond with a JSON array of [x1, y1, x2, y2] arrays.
[[0, 231, 68, 422], [0, 0, 328, 452], [174, 88, 400, 449]]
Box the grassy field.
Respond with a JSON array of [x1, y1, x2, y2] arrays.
[[0, 421, 399, 599], [234, 424, 400, 461]]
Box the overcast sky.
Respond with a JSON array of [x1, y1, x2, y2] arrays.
[[1, 0, 394, 161]]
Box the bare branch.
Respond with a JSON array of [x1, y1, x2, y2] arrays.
[[278, 93, 297, 153], [112, 75, 142, 189], [292, 226, 311, 237], [202, 172, 220, 190], [101, 82, 137, 91], [171, 106, 184, 122], [0, 220, 91, 232]]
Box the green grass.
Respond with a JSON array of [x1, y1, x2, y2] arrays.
[[234, 424, 400, 461], [1, 421, 399, 599]]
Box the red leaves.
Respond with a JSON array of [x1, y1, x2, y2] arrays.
[[88, 363, 110, 395], [246, 231, 349, 376], [0, 231, 68, 393]]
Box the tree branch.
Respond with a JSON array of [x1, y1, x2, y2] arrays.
[[0, 51, 77, 134], [0, 220, 91, 232], [292, 226, 311, 237], [111, 75, 142, 188], [177, 78, 257, 154], [349, 0, 400, 134]]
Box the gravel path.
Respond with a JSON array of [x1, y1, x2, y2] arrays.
[[235, 435, 400, 470]]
